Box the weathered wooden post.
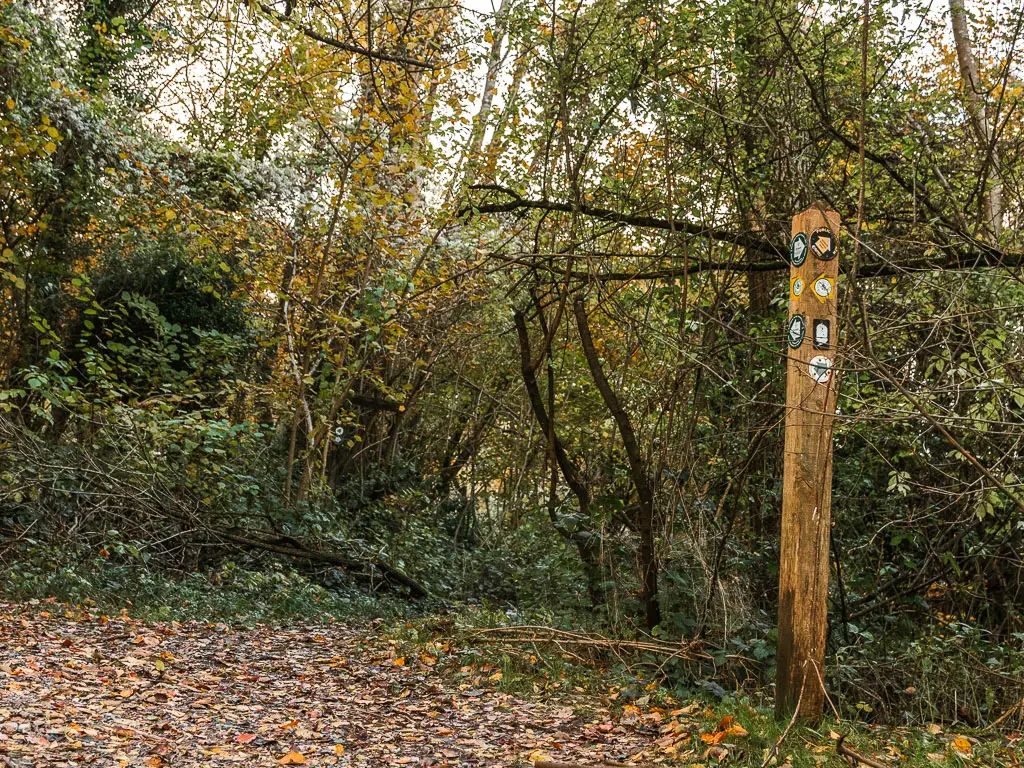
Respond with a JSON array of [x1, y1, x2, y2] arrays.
[[775, 204, 841, 722]]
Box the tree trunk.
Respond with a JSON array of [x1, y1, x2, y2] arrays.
[[573, 299, 660, 629], [459, 0, 512, 187], [950, 0, 1003, 238], [514, 310, 607, 608]]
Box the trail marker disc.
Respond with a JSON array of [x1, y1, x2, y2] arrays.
[[789, 233, 808, 267], [788, 314, 806, 348], [813, 275, 835, 302], [808, 355, 833, 384], [810, 229, 836, 261]]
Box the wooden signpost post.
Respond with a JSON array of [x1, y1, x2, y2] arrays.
[[776, 205, 841, 722]]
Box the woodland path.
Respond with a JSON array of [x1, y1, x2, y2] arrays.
[[0, 604, 653, 767]]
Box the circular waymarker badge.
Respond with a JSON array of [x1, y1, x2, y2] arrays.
[[791, 276, 805, 298], [810, 228, 836, 261], [813, 275, 835, 302], [809, 355, 833, 384], [787, 314, 806, 348], [789, 233, 808, 267]]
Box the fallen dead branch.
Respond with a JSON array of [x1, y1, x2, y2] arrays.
[[219, 531, 432, 599], [533, 760, 635, 768], [836, 735, 889, 768], [470, 625, 707, 661]]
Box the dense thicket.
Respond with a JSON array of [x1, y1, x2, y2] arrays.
[[2, 0, 1023, 726]]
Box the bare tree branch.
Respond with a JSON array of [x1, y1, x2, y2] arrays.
[[257, 3, 440, 70]]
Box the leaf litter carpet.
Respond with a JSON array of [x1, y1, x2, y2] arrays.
[[0, 604, 654, 766]]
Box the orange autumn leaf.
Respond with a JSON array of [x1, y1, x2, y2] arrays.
[[393, 657, 406, 667], [235, 733, 256, 743], [278, 751, 306, 765], [950, 737, 972, 756]]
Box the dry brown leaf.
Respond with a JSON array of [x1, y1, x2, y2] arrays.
[[621, 704, 641, 725], [278, 751, 306, 765], [705, 744, 730, 761]]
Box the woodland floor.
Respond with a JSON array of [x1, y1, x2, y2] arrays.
[[0, 603, 655, 767], [3, 602, 1020, 768]]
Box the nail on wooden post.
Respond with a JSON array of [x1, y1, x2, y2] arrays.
[[775, 204, 841, 723]]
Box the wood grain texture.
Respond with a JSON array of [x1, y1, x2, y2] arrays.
[[775, 205, 841, 722]]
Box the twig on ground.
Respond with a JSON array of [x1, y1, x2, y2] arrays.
[[986, 696, 1024, 730], [810, 658, 841, 721], [836, 735, 889, 768]]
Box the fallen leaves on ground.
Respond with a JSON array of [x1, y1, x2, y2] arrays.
[[700, 715, 749, 745], [0, 603, 659, 766]]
